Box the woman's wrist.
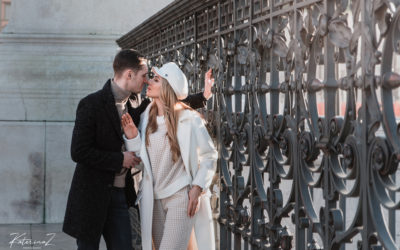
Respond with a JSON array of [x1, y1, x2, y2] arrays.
[[126, 129, 138, 139], [192, 185, 203, 192]]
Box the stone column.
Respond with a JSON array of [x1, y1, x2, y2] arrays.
[[0, 0, 173, 223]]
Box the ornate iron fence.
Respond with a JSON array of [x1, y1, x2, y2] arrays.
[[117, 0, 400, 249]]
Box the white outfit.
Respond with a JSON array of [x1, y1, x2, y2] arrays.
[[146, 115, 191, 199], [124, 102, 218, 250], [152, 186, 194, 250], [146, 115, 193, 249]]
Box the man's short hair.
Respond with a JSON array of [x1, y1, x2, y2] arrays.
[[113, 49, 145, 76]]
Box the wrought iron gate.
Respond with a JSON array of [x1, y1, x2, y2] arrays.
[[117, 0, 400, 249]]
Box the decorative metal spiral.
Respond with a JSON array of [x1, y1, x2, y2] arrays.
[[118, 0, 400, 248]]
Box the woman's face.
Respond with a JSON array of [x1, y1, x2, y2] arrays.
[[146, 70, 162, 98]]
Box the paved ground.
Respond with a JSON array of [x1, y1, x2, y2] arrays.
[[0, 224, 106, 250]]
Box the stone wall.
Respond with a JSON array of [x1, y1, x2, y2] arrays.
[[0, 0, 174, 223]]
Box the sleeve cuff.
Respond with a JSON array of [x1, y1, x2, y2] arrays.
[[192, 175, 206, 190], [123, 133, 141, 154]]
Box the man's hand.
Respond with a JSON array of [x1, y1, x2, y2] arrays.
[[123, 152, 141, 169], [203, 69, 214, 100], [121, 113, 138, 139], [187, 185, 202, 217]]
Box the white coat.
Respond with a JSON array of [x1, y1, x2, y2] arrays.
[[125, 102, 218, 250]]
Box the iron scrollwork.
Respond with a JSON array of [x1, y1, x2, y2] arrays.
[[117, 0, 400, 249]]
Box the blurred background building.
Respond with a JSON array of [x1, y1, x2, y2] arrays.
[[0, 0, 174, 224]]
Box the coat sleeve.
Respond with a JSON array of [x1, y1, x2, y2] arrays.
[[123, 133, 141, 155], [181, 92, 207, 110], [191, 114, 218, 190], [70, 98, 124, 172]]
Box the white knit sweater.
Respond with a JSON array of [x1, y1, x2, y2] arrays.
[[146, 115, 191, 199]]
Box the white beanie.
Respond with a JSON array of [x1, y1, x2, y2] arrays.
[[153, 62, 188, 100]]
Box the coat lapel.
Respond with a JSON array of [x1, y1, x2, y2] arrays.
[[177, 110, 193, 178], [139, 103, 153, 180], [102, 80, 123, 140], [140, 107, 193, 182]]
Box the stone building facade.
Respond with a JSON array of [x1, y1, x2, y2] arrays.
[[0, 0, 174, 224]]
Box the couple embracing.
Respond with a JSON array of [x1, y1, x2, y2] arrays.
[[63, 49, 217, 250]]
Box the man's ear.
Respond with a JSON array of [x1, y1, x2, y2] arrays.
[[123, 69, 133, 80]]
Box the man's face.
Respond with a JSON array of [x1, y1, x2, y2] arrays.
[[128, 63, 148, 94]]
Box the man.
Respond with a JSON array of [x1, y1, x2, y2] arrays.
[[63, 49, 213, 250]]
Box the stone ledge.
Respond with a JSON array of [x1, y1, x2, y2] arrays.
[[0, 33, 121, 46]]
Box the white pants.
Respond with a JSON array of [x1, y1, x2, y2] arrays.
[[152, 186, 195, 250]]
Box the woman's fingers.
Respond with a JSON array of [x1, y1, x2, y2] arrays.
[[121, 113, 136, 129], [122, 113, 137, 129], [188, 198, 193, 217], [206, 68, 212, 76], [187, 198, 198, 217], [195, 198, 200, 214], [205, 73, 210, 81], [189, 201, 194, 217], [187, 200, 193, 217], [127, 113, 135, 127], [187, 186, 202, 217], [190, 200, 195, 217], [193, 200, 199, 216], [193, 200, 198, 216], [122, 114, 128, 128], [205, 69, 214, 84], [121, 115, 125, 127]]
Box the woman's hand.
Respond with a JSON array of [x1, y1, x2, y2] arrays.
[[121, 113, 138, 139], [187, 185, 202, 217], [203, 69, 214, 100]]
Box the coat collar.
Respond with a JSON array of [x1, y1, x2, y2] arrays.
[[110, 79, 131, 103], [101, 80, 124, 140], [178, 109, 195, 123], [176, 109, 193, 178], [140, 102, 195, 129]]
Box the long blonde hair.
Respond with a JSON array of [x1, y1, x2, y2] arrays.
[[145, 78, 191, 162]]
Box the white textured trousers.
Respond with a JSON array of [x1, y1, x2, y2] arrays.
[[152, 186, 195, 250]]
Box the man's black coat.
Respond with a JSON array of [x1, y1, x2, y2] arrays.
[[62, 80, 206, 242]]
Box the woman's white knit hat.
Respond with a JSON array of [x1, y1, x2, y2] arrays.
[[153, 62, 188, 100]]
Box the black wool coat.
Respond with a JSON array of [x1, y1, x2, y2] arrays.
[[62, 80, 207, 242]]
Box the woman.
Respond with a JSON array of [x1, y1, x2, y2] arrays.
[[122, 62, 218, 250]]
